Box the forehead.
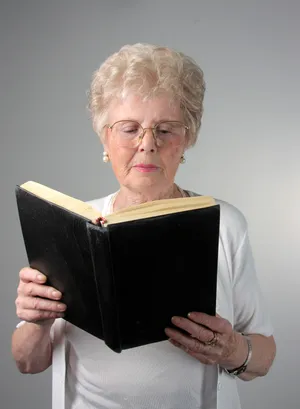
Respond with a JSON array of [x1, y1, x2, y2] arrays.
[[108, 94, 183, 124]]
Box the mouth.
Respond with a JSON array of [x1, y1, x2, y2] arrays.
[[133, 164, 159, 173]]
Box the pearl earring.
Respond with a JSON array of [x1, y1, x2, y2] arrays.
[[103, 151, 110, 163], [180, 155, 186, 164]]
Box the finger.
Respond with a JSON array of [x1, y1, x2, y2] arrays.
[[17, 308, 65, 323], [18, 282, 62, 300], [187, 312, 232, 334], [165, 326, 211, 354], [92, 216, 107, 225], [16, 296, 66, 313], [170, 316, 214, 344], [169, 339, 214, 364], [19, 267, 47, 284]]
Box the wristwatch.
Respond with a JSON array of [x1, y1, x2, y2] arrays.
[[223, 334, 252, 376]]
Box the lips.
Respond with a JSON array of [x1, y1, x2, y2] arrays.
[[133, 164, 159, 172], [135, 164, 157, 168]]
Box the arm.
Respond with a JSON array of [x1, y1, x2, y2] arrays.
[[229, 226, 276, 380], [12, 267, 66, 374], [228, 332, 276, 381], [12, 321, 53, 374]]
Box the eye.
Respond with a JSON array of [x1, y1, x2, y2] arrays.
[[118, 121, 141, 135], [123, 127, 138, 133], [158, 128, 170, 134], [156, 125, 172, 134]]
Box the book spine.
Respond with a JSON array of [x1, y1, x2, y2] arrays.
[[86, 222, 121, 353]]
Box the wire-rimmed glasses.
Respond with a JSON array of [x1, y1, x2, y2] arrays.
[[106, 120, 189, 148]]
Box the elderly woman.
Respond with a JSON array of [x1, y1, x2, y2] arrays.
[[12, 43, 276, 409]]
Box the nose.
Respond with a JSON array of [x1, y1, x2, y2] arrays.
[[138, 128, 157, 153]]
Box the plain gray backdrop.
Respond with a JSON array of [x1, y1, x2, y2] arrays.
[[1, 1, 299, 408]]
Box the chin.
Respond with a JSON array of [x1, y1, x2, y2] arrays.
[[129, 176, 165, 191]]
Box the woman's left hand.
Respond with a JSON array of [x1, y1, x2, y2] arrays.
[[165, 312, 246, 368]]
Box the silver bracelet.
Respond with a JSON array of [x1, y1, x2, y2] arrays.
[[223, 333, 252, 376]]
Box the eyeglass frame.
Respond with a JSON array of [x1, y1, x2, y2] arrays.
[[105, 120, 189, 146]]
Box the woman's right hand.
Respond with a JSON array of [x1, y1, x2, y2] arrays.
[[16, 267, 67, 326]]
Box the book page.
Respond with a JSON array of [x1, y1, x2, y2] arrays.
[[20, 181, 102, 221], [106, 195, 215, 225]]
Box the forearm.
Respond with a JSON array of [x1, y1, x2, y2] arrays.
[[222, 333, 276, 381], [11, 322, 53, 374], [239, 334, 276, 381]]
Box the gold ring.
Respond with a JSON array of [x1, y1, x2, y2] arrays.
[[204, 332, 218, 347]]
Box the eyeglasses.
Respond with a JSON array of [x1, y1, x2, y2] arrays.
[[106, 120, 189, 148]]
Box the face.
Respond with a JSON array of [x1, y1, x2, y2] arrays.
[[102, 94, 187, 195]]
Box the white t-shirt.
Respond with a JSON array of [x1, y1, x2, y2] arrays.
[[20, 189, 274, 409]]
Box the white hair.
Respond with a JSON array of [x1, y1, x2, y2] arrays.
[[87, 43, 206, 147]]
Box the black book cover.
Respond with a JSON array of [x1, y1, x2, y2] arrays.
[[16, 185, 220, 353], [15, 186, 104, 340]]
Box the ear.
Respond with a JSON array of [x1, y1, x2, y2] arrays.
[[99, 126, 109, 153]]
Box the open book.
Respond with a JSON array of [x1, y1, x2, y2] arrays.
[[15, 181, 220, 353]]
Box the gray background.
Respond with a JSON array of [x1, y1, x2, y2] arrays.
[[1, 1, 299, 408]]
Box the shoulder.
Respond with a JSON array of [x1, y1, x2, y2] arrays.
[[215, 198, 247, 236]]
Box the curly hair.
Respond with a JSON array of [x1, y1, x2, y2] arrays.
[[87, 43, 206, 147]]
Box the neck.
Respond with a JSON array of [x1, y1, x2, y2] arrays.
[[113, 184, 184, 212]]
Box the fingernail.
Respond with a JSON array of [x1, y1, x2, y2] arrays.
[[37, 274, 45, 281], [169, 339, 180, 348], [57, 303, 66, 311], [52, 290, 61, 298]]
